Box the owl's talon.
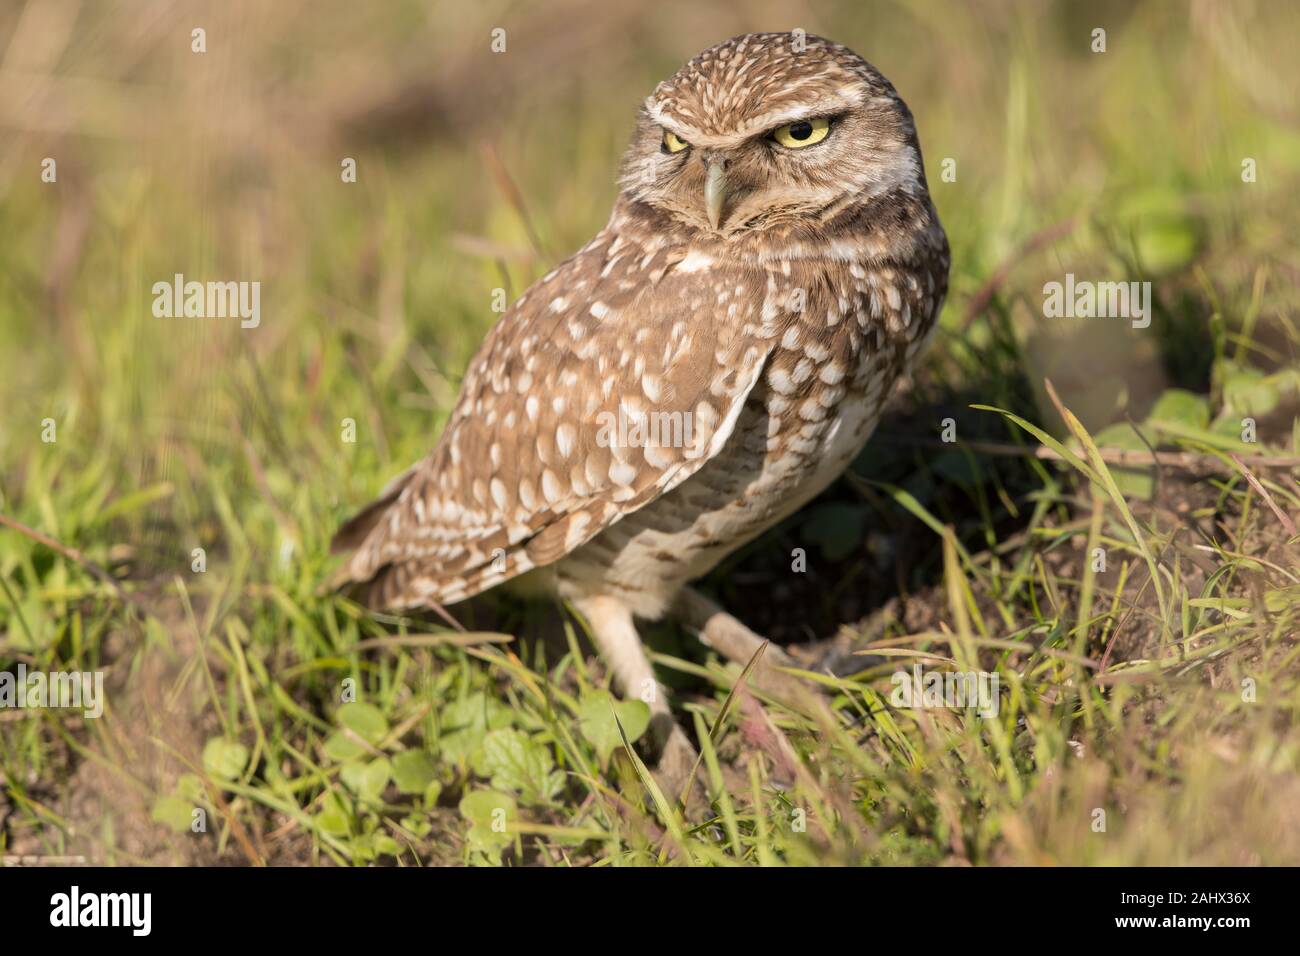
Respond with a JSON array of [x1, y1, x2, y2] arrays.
[[675, 587, 835, 721]]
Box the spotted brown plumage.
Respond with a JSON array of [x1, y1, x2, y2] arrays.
[[333, 33, 949, 785]]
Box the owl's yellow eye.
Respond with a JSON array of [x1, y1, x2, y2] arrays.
[[662, 130, 690, 154], [772, 117, 831, 149]]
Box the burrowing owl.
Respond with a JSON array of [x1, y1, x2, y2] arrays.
[[333, 33, 949, 784]]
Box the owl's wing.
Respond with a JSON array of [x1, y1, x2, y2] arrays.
[[331, 228, 773, 609]]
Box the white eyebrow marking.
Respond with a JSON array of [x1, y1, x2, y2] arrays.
[[645, 87, 865, 148]]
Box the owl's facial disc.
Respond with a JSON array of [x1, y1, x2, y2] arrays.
[[642, 115, 851, 234], [698, 119, 832, 230], [621, 34, 926, 237]]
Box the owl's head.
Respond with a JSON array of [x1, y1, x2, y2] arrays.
[[619, 33, 928, 239]]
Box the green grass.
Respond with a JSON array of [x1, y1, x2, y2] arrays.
[[1, 0, 1298, 866]]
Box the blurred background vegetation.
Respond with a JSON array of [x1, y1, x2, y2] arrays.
[[0, 0, 1297, 866]]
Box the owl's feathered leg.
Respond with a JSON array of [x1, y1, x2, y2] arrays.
[[675, 587, 833, 722], [571, 595, 700, 801]]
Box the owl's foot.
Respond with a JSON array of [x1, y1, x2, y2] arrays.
[[675, 587, 835, 722], [570, 595, 709, 814]]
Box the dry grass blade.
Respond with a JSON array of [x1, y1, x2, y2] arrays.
[[1229, 453, 1298, 537], [611, 705, 690, 862], [1043, 378, 1171, 626], [479, 140, 549, 260], [676, 638, 770, 810], [349, 631, 515, 652], [0, 511, 144, 609], [878, 432, 1300, 473]]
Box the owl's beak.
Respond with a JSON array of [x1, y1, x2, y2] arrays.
[[703, 158, 728, 231]]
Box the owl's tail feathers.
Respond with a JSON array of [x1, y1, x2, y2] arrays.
[[330, 465, 419, 556], [334, 559, 422, 612], [326, 463, 547, 613], [327, 557, 463, 633], [324, 466, 421, 603], [325, 465, 512, 618]]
